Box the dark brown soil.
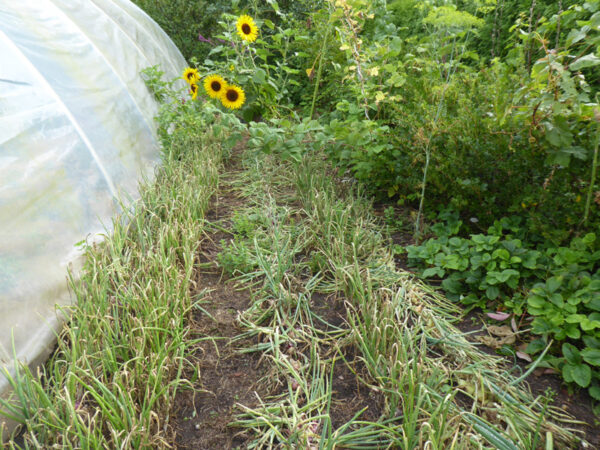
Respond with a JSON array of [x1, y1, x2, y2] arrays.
[[171, 264, 268, 449], [329, 360, 384, 429], [310, 292, 346, 331], [171, 143, 269, 449]]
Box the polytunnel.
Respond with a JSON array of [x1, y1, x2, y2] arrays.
[[0, 0, 186, 432]]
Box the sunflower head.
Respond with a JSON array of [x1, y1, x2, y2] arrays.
[[220, 85, 246, 110], [183, 67, 200, 84], [236, 15, 258, 42], [204, 75, 227, 99], [189, 83, 199, 100]]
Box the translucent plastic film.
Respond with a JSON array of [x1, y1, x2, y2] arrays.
[[0, 0, 186, 432]]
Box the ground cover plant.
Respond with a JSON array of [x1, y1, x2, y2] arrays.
[[2, 0, 600, 447], [405, 215, 600, 404]]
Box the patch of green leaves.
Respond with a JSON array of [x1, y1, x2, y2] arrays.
[[408, 217, 600, 400]]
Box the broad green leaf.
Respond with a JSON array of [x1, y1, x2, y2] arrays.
[[562, 343, 581, 365], [587, 298, 600, 311], [546, 150, 571, 167], [566, 314, 586, 323], [252, 68, 267, 84], [499, 269, 519, 282], [583, 336, 600, 349], [571, 364, 592, 387], [486, 271, 501, 285], [566, 28, 588, 46], [581, 348, 600, 366], [492, 248, 510, 261], [526, 338, 547, 354], [589, 385, 600, 401], [486, 286, 500, 300], [566, 325, 581, 340], [422, 267, 445, 278], [546, 277, 562, 294], [545, 127, 563, 147], [442, 277, 463, 294], [570, 53, 600, 71], [527, 295, 546, 309], [549, 293, 564, 308], [562, 364, 575, 383], [581, 318, 600, 331]]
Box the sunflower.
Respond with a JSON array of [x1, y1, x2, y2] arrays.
[[220, 85, 245, 110], [189, 83, 199, 100], [183, 67, 200, 84], [204, 74, 227, 99], [236, 15, 258, 42]]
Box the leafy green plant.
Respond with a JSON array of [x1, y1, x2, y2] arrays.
[[135, 0, 600, 420], [131, 0, 223, 61], [231, 211, 262, 237], [407, 227, 542, 313], [247, 117, 328, 161], [218, 237, 258, 275], [408, 213, 600, 401]]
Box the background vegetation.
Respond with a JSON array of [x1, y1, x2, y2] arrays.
[[137, 0, 600, 414]]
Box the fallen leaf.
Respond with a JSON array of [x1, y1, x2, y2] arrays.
[[517, 342, 529, 352], [516, 351, 532, 362], [487, 325, 514, 337], [477, 334, 516, 349], [487, 312, 511, 321]]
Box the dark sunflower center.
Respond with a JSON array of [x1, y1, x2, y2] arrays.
[[242, 23, 251, 35], [226, 89, 239, 102], [211, 81, 222, 91], [187, 73, 194, 80]]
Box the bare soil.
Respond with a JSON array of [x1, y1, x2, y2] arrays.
[[170, 171, 268, 448], [171, 144, 270, 449]]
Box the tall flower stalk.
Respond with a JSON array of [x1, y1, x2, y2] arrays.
[[309, 7, 334, 120], [582, 112, 600, 226]]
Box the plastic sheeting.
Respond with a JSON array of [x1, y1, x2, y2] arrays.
[[0, 0, 186, 431]]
